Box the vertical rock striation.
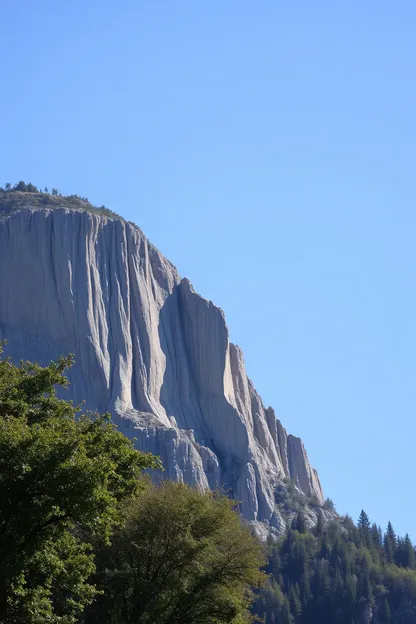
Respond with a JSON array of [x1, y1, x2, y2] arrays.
[[0, 204, 323, 528]]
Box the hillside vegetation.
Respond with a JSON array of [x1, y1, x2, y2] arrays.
[[0, 180, 121, 220], [253, 510, 416, 623]]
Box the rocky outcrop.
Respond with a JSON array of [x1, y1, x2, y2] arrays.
[[0, 203, 324, 529]]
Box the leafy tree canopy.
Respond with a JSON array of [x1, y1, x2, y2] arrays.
[[85, 480, 266, 624], [0, 344, 158, 623]]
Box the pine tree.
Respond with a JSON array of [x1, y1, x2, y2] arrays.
[[384, 522, 397, 563], [358, 510, 371, 531], [267, 543, 282, 578], [402, 534, 415, 569], [300, 569, 311, 607], [396, 536, 405, 567], [384, 535, 395, 564], [320, 533, 332, 560], [386, 521, 396, 543], [280, 598, 293, 624], [379, 597, 391, 623], [315, 509, 324, 536], [358, 510, 372, 548], [331, 567, 344, 607], [371, 523, 382, 549], [357, 568, 373, 607], [289, 584, 302, 619], [292, 511, 307, 534], [345, 572, 357, 605]]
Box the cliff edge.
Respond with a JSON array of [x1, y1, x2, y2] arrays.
[[0, 191, 324, 531]]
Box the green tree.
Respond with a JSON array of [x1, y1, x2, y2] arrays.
[[358, 510, 372, 548], [289, 584, 302, 619], [51, 187, 59, 195], [4, 182, 11, 191], [86, 481, 265, 624], [371, 523, 383, 549], [13, 180, 28, 191], [358, 510, 370, 531], [252, 578, 285, 624], [384, 522, 397, 564], [315, 509, 325, 537], [0, 345, 157, 623], [386, 521, 397, 543], [280, 598, 293, 624], [396, 534, 416, 569], [323, 497, 335, 511], [345, 572, 357, 608], [379, 597, 391, 623], [291, 511, 307, 534], [26, 183, 38, 193]]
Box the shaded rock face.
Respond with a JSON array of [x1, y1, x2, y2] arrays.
[[0, 207, 323, 527]]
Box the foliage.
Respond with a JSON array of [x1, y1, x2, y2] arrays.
[[0, 345, 158, 623], [323, 497, 336, 511], [0, 181, 121, 220], [275, 481, 306, 514], [84, 481, 266, 624], [252, 511, 416, 624]]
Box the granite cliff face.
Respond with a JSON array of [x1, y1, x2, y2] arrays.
[[0, 196, 323, 530]]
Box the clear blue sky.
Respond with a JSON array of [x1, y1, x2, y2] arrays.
[[1, 1, 415, 537]]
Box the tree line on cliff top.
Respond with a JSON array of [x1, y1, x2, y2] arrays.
[[0, 180, 120, 219], [1, 180, 79, 198]]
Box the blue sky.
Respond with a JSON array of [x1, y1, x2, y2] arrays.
[[1, 1, 415, 537]]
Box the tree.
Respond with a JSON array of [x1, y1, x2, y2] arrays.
[[4, 183, 11, 191], [358, 510, 372, 548], [403, 534, 415, 569], [0, 345, 158, 623], [86, 481, 265, 624], [315, 509, 325, 537], [323, 497, 336, 511], [386, 521, 397, 543], [384, 522, 397, 563], [289, 584, 302, 619], [26, 183, 38, 193], [358, 510, 371, 533], [371, 523, 383, 549], [13, 180, 28, 192], [396, 534, 416, 569], [51, 187, 59, 195], [254, 511, 416, 624], [280, 598, 293, 624], [252, 578, 285, 624], [379, 597, 391, 623], [291, 510, 307, 534]]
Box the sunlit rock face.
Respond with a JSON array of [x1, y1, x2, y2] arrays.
[[0, 204, 323, 528]]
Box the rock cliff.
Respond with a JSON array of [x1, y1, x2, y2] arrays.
[[0, 194, 324, 530]]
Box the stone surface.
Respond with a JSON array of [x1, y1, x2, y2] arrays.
[[0, 204, 324, 527]]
